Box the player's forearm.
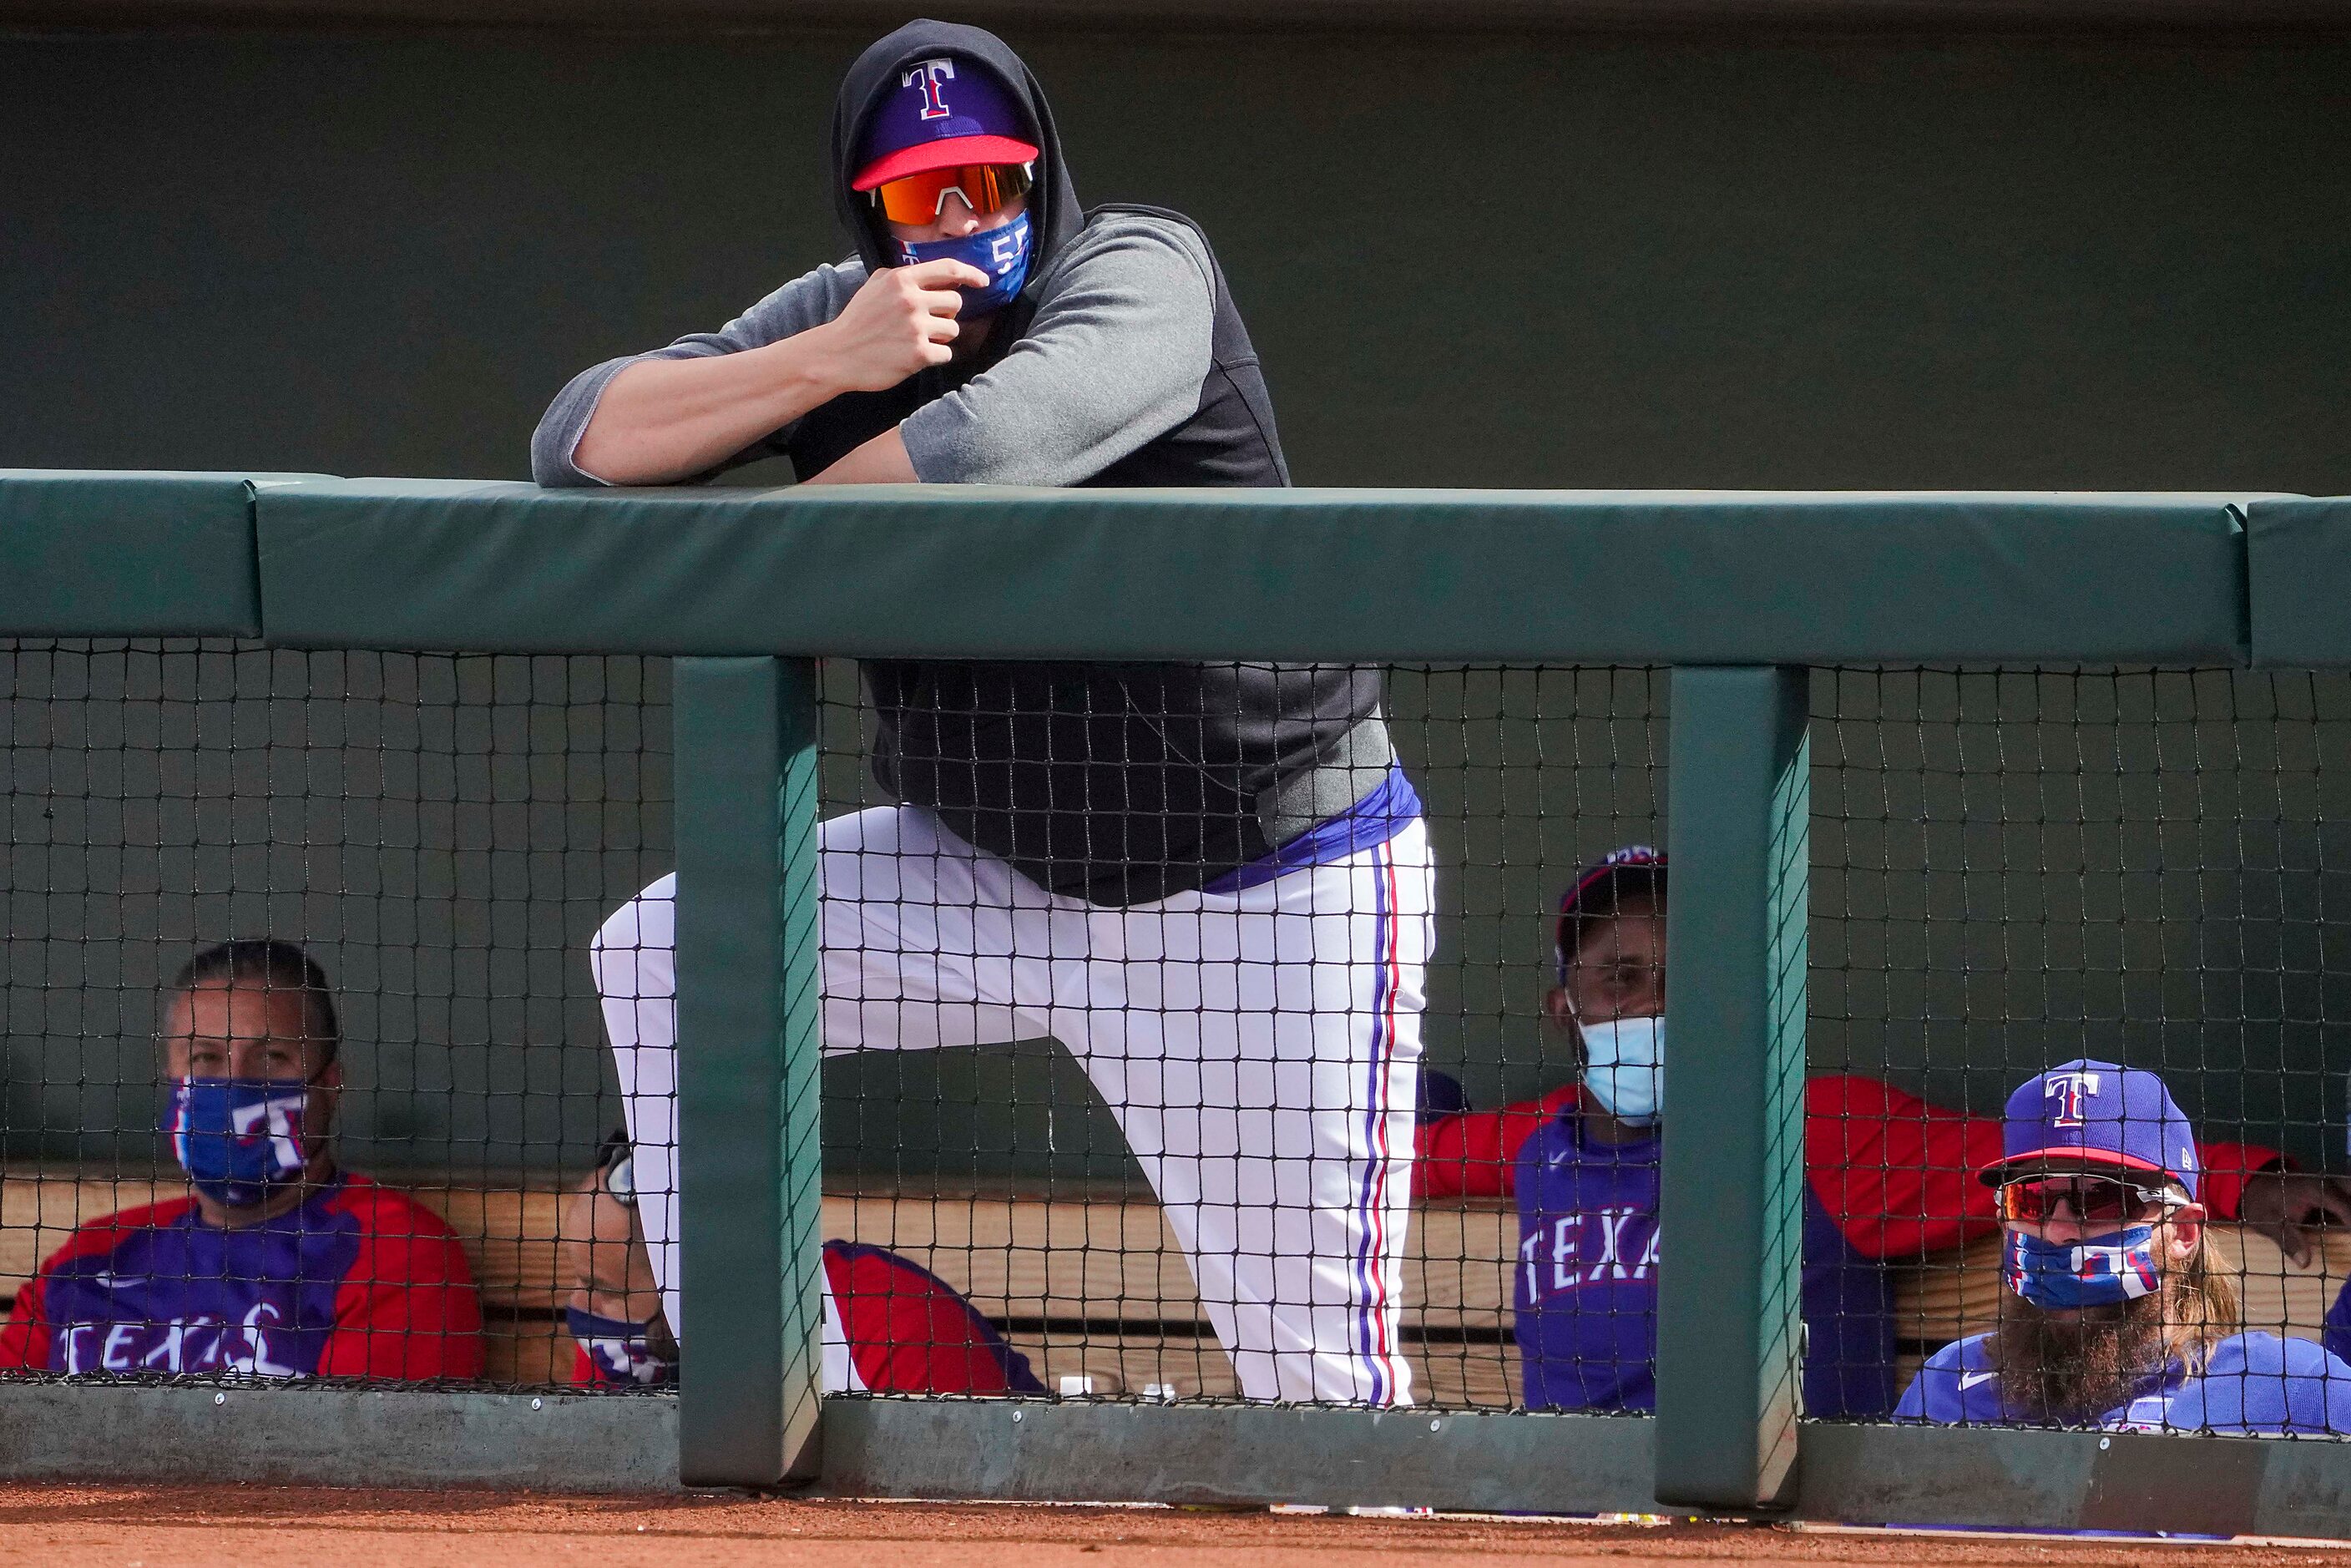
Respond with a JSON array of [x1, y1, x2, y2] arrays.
[[572, 330, 848, 486]]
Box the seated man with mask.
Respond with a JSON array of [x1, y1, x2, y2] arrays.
[[1898, 1062, 2351, 1432], [1415, 848, 2345, 1416], [0, 941, 483, 1380]]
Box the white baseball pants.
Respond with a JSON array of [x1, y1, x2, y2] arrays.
[[593, 802, 1433, 1405]]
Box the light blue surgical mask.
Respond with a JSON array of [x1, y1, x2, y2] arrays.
[[1579, 1014, 1664, 1126], [894, 211, 1031, 316], [2005, 1226, 2165, 1311]]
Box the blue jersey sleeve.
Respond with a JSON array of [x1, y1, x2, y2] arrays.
[[1890, 1363, 1935, 1421], [2313, 1343, 2351, 1434], [1894, 1336, 1998, 1424], [2167, 1333, 2351, 1435]]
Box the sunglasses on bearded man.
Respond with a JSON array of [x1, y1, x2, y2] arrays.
[[1996, 1172, 2180, 1227], [871, 163, 1034, 225]]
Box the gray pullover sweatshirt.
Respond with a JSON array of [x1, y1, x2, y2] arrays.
[[528, 20, 1387, 905], [531, 213, 1217, 489]]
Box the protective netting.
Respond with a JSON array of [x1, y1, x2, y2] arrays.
[[796, 664, 1667, 1406], [0, 641, 669, 1385], [4, 648, 2348, 1431], [1813, 668, 2351, 1430]]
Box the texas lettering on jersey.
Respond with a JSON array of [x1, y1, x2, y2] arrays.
[[57, 1301, 306, 1378], [1519, 1206, 1661, 1300], [0, 1175, 484, 1382]]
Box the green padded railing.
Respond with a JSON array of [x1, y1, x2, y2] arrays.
[[8, 469, 2351, 1530]]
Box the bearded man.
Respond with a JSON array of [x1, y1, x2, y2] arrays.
[[1897, 1060, 2351, 1433]]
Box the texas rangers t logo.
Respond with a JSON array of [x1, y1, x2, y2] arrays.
[[2073, 1239, 2161, 1299], [231, 1090, 308, 1173], [2044, 1070, 2099, 1126], [904, 59, 955, 119]]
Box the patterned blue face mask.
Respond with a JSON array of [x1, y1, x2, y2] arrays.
[[164, 1078, 319, 1209], [2005, 1225, 2165, 1310], [894, 211, 1032, 316]]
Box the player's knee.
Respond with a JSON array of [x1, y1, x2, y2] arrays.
[[590, 873, 675, 979]]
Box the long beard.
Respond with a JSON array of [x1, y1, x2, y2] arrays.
[[1988, 1282, 2177, 1422]]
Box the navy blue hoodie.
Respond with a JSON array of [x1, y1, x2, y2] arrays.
[[816, 21, 1388, 906]]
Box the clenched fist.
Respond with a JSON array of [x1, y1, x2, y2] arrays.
[[817, 259, 992, 392]]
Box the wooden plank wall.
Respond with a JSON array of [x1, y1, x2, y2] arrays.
[[3, 1173, 2341, 1407], [0, 1176, 1523, 1402]]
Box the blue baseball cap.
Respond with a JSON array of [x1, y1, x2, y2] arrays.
[[1555, 845, 1666, 981], [852, 54, 1039, 192], [1979, 1058, 2201, 1201]]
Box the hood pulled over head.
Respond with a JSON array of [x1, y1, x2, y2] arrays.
[[832, 20, 1083, 301]]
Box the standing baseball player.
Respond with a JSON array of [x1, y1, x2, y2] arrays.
[[532, 20, 1430, 1404], [1897, 1061, 2351, 1433]]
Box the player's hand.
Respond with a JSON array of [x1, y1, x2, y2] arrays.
[[2237, 1171, 2351, 1266], [817, 260, 990, 392]]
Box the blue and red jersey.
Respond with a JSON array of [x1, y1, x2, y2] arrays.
[[0, 1173, 483, 1381], [1417, 1074, 2281, 1418], [1898, 1329, 2351, 1432], [572, 1239, 1042, 1395]]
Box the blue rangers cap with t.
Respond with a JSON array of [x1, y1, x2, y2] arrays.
[[1979, 1057, 2201, 1201], [1554, 845, 1665, 983], [853, 54, 1040, 192]]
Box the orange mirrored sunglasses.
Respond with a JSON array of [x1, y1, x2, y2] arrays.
[[1995, 1174, 2172, 1227], [871, 163, 1034, 225]]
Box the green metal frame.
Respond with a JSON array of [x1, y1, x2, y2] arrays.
[[9, 469, 2351, 1532], [673, 656, 825, 1485], [0, 1388, 2346, 1535], [248, 480, 2252, 665], [2248, 497, 2351, 667], [0, 469, 319, 636], [1656, 667, 1811, 1510]]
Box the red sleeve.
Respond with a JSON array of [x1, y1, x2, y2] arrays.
[[0, 1276, 53, 1373], [1413, 1083, 1582, 1201], [2195, 1141, 2287, 1222], [826, 1243, 1039, 1395], [1803, 1075, 2007, 1259], [316, 1185, 485, 1381]]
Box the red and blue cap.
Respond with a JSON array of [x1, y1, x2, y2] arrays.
[[852, 55, 1039, 193], [1979, 1058, 2201, 1201], [1555, 845, 1666, 981]]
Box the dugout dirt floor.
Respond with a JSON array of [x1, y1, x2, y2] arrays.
[[1, 1489, 2348, 1568]]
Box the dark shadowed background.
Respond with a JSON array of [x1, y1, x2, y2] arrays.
[[6, 19, 2349, 1179]]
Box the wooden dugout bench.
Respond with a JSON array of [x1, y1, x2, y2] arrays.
[[3, 1171, 2345, 1406]]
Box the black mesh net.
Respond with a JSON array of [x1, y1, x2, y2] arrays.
[[3, 647, 2347, 1429], [0, 640, 668, 1386], [1813, 668, 2351, 1429]]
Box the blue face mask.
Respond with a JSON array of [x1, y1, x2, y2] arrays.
[[164, 1078, 319, 1209], [894, 210, 1032, 316], [2005, 1225, 2165, 1310]]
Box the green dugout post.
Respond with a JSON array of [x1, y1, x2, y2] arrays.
[[1654, 666, 1811, 1511], [673, 656, 825, 1486]]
